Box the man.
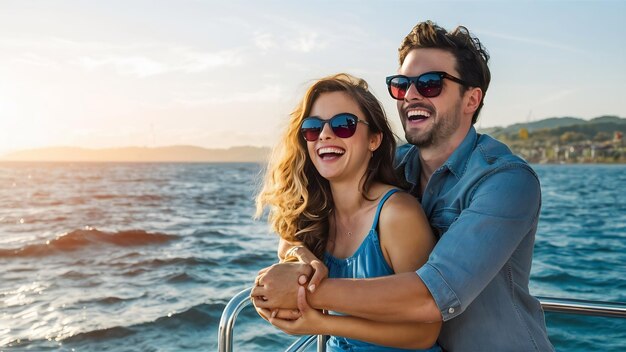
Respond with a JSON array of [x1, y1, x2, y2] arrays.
[[252, 21, 554, 351]]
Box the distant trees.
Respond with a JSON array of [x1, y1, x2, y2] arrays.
[[594, 132, 612, 141], [559, 131, 585, 143]]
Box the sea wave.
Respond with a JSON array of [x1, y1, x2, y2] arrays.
[[228, 252, 273, 267], [125, 256, 219, 268], [165, 272, 199, 283], [0, 228, 177, 257], [63, 326, 137, 342], [60, 302, 225, 345]]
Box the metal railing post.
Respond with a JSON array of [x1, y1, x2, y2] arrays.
[[218, 286, 327, 352], [285, 335, 318, 352], [218, 287, 253, 352], [317, 335, 328, 352]]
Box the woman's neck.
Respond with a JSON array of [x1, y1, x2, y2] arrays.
[[330, 177, 378, 218], [329, 179, 368, 216], [326, 179, 384, 257]]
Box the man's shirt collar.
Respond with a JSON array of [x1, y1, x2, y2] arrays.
[[443, 126, 477, 179], [396, 126, 478, 183]]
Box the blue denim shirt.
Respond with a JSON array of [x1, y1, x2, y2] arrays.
[[395, 127, 554, 352]]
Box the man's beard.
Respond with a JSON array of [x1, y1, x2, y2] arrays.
[[405, 103, 462, 148]]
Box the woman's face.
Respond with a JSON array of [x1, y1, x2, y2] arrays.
[[305, 91, 381, 184]]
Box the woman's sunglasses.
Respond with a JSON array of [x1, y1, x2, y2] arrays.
[[385, 71, 470, 100], [300, 113, 369, 142]]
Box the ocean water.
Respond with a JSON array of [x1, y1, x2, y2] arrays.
[[0, 162, 624, 351]]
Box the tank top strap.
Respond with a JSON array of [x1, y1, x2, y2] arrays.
[[370, 189, 400, 231]]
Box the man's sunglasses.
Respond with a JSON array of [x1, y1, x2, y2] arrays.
[[300, 113, 369, 142], [385, 71, 470, 100]]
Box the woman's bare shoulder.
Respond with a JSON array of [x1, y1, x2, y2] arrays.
[[382, 190, 422, 215], [378, 189, 430, 235], [377, 188, 434, 272]]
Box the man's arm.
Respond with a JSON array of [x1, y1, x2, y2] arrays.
[[252, 264, 441, 323], [311, 273, 442, 323], [266, 286, 440, 349]]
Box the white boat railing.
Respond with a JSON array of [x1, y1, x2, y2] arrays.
[[218, 287, 626, 352]]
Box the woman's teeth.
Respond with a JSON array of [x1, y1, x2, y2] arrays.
[[318, 147, 345, 158]]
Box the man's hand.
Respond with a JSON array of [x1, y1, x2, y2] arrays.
[[252, 297, 301, 321], [251, 262, 313, 309]]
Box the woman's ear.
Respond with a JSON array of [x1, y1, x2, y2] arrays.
[[369, 132, 383, 152]]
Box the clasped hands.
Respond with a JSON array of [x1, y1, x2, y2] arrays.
[[251, 247, 329, 335]]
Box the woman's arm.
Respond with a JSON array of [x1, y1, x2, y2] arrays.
[[277, 238, 302, 261], [325, 314, 439, 349], [277, 238, 328, 288]]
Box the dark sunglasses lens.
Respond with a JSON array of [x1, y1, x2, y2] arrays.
[[330, 114, 358, 138], [301, 119, 322, 141], [389, 77, 409, 100], [417, 73, 443, 97]]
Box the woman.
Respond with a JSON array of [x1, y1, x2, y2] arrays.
[[253, 73, 440, 351]]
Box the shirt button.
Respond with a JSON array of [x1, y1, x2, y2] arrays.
[[448, 307, 455, 314]]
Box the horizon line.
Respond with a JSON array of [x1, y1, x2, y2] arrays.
[[1, 114, 623, 156]]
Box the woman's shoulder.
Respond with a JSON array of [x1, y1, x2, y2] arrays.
[[375, 186, 428, 232], [377, 187, 421, 214], [375, 185, 434, 271]]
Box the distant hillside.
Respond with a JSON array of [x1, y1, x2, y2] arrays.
[[0, 145, 271, 162], [477, 115, 626, 163], [479, 115, 625, 135]]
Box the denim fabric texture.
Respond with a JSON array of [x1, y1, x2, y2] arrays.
[[395, 127, 554, 352]]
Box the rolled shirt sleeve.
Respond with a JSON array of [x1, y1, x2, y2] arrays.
[[417, 164, 541, 321]]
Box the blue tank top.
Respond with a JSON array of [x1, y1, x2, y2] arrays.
[[323, 189, 441, 352]]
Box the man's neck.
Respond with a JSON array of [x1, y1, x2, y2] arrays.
[[418, 141, 456, 182], [418, 126, 471, 191], [417, 151, 448, 197]]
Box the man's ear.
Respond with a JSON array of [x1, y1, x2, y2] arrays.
[[464, 87, 483, 115]]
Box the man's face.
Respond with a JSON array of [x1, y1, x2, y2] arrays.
[[396, 48, 466, 149]]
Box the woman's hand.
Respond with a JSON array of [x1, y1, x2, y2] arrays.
[[251, 262, 312, 309], [269, 286, 327, 335], [285, 245, 328, 293], [252, 261, 313, 321]]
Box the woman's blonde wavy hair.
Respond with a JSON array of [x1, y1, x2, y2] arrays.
[[256, 73, 402, 259]]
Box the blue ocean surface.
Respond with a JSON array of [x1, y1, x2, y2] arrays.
[[0, 162, 624, 351]]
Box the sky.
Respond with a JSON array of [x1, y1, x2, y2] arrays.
[[0, 0, 625, 154]]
